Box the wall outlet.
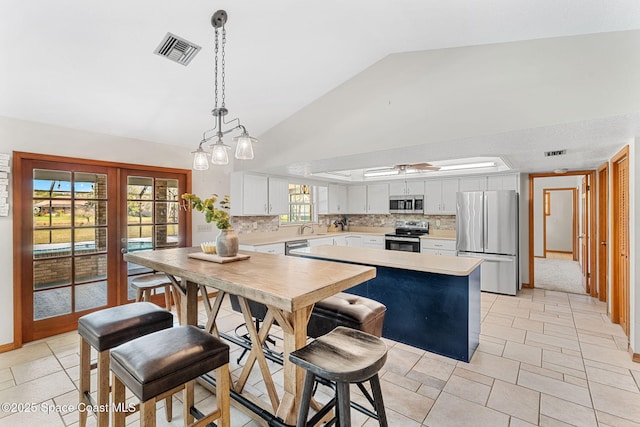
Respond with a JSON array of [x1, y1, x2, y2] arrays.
[[252, 221, 258, 230], [197, 224, 212, 232]]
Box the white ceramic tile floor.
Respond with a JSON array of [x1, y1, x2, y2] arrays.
[[0, 288, 638, 426]]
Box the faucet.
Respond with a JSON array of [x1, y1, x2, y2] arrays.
[[299, 224, 313, 235]]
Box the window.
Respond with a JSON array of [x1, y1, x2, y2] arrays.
[[280, 184, 313, 224]]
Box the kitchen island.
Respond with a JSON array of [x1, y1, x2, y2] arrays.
[[292, 245, 482, 362]]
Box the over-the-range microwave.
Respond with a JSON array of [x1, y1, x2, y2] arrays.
[[389, 195, 424, 214]]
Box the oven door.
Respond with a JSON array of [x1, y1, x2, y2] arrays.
[[385, 236, 420, 252]]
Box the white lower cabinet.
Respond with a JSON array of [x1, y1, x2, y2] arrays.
[[345, 236, 362, 247], [362, 235, 384, 249], [332, 235, 348, 246], [239, 243, 285, 254], [421, 239, 456, 256], [309, 237, 335, 247]]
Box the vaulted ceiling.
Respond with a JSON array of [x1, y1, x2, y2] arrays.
[[2, 1, 640, 177]]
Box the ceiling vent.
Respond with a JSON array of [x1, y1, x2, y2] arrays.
[[544, 149, 567, 157], [154, 33, 201, 66]]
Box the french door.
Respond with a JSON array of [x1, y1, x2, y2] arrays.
[[14, 153, 190, 344]]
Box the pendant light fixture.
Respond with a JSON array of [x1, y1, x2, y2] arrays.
[[192, 10, 257, 170]]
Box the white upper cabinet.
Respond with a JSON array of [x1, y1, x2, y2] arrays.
[[230, 173, 289, 216], [268, 177, 289, 215], [424, 179, 459, 215], [366, 183, 389, 214], [486, 174, 519, 192], [328, 184, 348, 214], [347, 185, 367, 214], [316, 186, 328, 215], [389, 180, 424, 196], [347, 183, 389, 214], [231, 173, 268, 215], [458, 176, 487, 192]]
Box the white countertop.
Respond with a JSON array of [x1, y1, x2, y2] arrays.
[[291, 245, 481, 276], [238, 231, 387, 246], [238, 228, 456, 246]]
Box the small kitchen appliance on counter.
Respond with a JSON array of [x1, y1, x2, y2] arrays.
[[456, 190, 519, 295], [384, 220, 429, 252]]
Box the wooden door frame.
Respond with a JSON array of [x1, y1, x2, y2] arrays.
[[12, 151, 192, 348], [528, 170, 596, 295], [610, 146, 630, 336], [581, 177, 589, 293], [542, 187, 577, 258], [597, 162, 608, 303]]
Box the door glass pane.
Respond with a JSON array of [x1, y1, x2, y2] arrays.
[[74, 228, 107, 254], [34, 287, 72, 320], [75, 281, 107, 311], [33, 229, 72, 258], [74, 201, 107, 226], [127, 201, 153, 225], [155, 179, 179, 201], [127, 177, 154, 200], [74, 173, 107, 199], [75, 254, 108, 283], [33, 257, 72, 289], [128, 225, 153, 251], [33, 170, 71, 199], [155, 225, 179, 248]]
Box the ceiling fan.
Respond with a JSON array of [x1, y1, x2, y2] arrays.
[[394, 162, 441, 172], [363, 162, 440, 177]]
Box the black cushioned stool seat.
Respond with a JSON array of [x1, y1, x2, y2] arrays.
[[110, 325, 230, 427], [289, 326, 388, 427], [307, 292, 386, 338], [78, 302, 174, 427]]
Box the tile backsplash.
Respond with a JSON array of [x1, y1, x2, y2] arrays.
[[232, 214, 455, 234]]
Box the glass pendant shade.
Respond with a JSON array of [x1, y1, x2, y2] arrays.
[[211, 142, 230, 165], [192, 147, 210, 170], [234, 134, 256, 160]]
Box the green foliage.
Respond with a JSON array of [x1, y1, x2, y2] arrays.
[[181, 193, 231, 229]]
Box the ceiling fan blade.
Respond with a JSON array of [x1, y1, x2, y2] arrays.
[[409, 162, 441, 171]]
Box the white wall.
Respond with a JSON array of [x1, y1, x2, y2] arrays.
[[533, 176, 580, 257], [0, 116, 231, 347], [546, 190, 573, 253]]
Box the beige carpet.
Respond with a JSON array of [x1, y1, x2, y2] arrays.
[[534, 257, 586, 294]]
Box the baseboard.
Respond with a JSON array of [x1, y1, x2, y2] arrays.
[[631, 348, 640, 364], [0, 342, 16, 354], [522, 283, 532, 288]]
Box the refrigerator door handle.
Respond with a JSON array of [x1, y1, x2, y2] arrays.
[[483, 193, 489, 251]]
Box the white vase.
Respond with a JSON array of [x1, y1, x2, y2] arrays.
[[216, 228, 239, 257]]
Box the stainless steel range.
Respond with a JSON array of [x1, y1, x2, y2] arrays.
[[385, 220, 429, 252]]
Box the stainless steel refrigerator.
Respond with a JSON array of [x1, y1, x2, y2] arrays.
[[456, 190, 519, 295]]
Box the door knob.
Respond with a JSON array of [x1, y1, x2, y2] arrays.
[[121, 248, 128, 254], [600, 241, 607, 246]]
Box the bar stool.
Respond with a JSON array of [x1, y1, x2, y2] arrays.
[[289, 326, 389, 427], [131, 273, 181, 320], [110, 325, 230, 427], [307, 292, 386, 339], [78, 302, 174, 427]]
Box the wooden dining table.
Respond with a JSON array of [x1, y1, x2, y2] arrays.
[[123, 246, 376, 425]]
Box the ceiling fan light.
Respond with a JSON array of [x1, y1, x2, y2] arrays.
[[234, 133, 256, 160], [439, 161, 496, 171], [192, 146, 210, 170], [211, 141, 230, 165], [363, 169, 399, 177]]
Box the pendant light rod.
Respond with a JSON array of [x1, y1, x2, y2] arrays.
[[192, 9, 257, 169]]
